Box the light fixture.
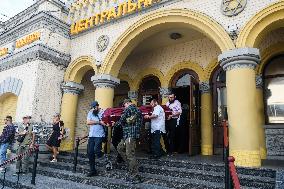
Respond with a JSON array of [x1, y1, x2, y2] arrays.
[[170, 32, 182, 40]]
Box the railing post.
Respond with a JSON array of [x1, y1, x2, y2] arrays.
[[223, 119, 232, 189], [73, 137, 80, 173], [1, 168, 6, 189], [31, 145, 39, 185]]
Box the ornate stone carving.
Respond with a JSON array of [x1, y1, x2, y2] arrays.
[[0, 77, 23, 96], [221, 0, 247, 17], [159, 87, 172, 98], [91, 74, 120, 88], [218, 48, 260, 71], [96, 35, 109, 52], [128, 91, 138, 100], [256, 74, 263, 89], [61, 81, 84, 95], [0, 44, 71, 72], [199, 81, 211, 94]]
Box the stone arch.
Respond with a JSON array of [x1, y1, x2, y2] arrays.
[[236, 1, 284, 48], [204, 58, 219, 82], [257, 42, 284, 75], [165, 61, 205, 87], [100, 9, 234, 77], [0, 77, 23, 97], [132, 68, 165, 90], [118, 73, 135, 90], [64, 56, 97, 83]]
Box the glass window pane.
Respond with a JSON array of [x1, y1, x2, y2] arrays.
[[265, 77, 284, 123], [176, 74, 191, 87], [217, 87, 227, 121]]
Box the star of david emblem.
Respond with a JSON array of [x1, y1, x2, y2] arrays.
[[96, 35, 109, 52], [221, 0, 247, 17]]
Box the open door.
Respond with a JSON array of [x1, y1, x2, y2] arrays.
[[188, 77, 201, 156]]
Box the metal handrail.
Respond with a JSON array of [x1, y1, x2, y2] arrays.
[[73, 135, 88, 173], [228, 156, 241, 189], [1, 144, 39, 188]]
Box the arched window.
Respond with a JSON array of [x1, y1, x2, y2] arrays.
[[264, 55, 284, 124], [138, 76, 161, 106]]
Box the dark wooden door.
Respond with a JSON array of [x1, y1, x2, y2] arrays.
[[188, 78, 201, 156]]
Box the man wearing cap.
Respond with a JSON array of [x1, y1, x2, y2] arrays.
[[14, 115, 35, 175], [86, 101, 106, 177], [113, 99, 143, 183]]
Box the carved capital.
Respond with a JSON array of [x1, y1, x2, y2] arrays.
[[61, 81, 84, 95], [199, 81, 211, 94], [256, 74, 263, 89], [159, 87, 172, 98], [128, 91, 138, 100], [91, 74, 120, 89], [218, 48, 260, 71]]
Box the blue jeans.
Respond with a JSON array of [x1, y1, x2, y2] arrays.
[[87, 137, 103, 173], [0, 143, 9, 164]]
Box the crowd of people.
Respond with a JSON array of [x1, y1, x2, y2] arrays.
[[0, 93, 182, 183]]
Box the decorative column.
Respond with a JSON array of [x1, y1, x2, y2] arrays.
[[256, 74, 267, 159], [92, 74, 120, 153], [159, 87, 171, 105], [60, 81, 84, 151], [218, 48, 261, 167], [128, 90, 138, 105], [200, 81, 213, 155]]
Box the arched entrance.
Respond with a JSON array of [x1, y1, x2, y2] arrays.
[[138, 76, 161, 106], [211, 66, 227, 155], [0, 93, 18, 131], [100, 9, 234, 77], [170, 69, 201, 155], [114, 81, 130, 107]]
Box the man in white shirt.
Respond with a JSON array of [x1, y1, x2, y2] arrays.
[[144, 99, 165, 159]]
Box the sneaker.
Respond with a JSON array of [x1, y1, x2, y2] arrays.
[[50, 159, 57, 162], [0, 167, 5, 173]]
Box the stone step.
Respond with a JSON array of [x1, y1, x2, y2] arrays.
[[0, 171, 103, 189], [38, 158, 275, 189], [57, 152, 277, 179], [36, 164, 224, 189]]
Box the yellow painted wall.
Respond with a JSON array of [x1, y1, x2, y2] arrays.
[[0, 93, 18, 132]]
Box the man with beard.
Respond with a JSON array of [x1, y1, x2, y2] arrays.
[[86, 101, 106, 177], [166, 93, 182, 155]]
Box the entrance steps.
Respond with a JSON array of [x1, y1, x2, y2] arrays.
[[0, 152, 277, 189]]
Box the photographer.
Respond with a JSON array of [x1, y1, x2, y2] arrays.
[[14, 115, 35, 175]]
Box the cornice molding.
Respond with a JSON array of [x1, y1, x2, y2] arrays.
[[0, 44, 71, 72]]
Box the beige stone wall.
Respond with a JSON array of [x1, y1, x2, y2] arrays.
[[75, 70, 96, 149], [70, 0, 278, 63], [120, 37, 220, 80]]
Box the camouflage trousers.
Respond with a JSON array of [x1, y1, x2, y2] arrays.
[[117, 138, 138, 176]]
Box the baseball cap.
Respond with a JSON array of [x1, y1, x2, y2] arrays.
[[91, 101, 99, 107], [23, 115, 32, 119]]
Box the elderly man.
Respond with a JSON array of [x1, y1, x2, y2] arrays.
[[166, 93, 182, 155], [14, 115, 35, 175], [113, 99, 143, 183]]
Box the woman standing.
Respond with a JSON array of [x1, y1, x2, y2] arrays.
[[46, 114, 64, 162]]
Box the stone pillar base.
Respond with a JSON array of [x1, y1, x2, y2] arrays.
[[201, 145, 213, 155], [230, 149, 261, 167], [260, 147, 267, 159]]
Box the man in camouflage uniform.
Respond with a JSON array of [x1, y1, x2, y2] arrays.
[[113, 99, 143, 183], [14, 116, 35, 175]]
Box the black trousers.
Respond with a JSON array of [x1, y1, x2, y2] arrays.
[[166, 118, 177, 154], [151, 130, 162, 157]]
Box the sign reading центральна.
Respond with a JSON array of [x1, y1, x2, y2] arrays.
[[71, 0, 159, 35]]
